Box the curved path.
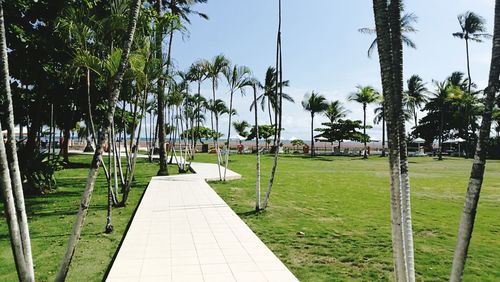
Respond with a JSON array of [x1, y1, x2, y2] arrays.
[[106, 162, 298, 282]]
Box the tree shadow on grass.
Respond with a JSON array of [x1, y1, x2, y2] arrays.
[[63, 162, 90, 169], [237, 210, 266, 219]]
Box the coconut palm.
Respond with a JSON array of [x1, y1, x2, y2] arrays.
[[0, 3, 34, 280], [56, 0, 142, 279], [250, 66, 294, 126], [302, 91, 328, 157], [405, 74, 428, 129], [451, 2, 500, 280], [233, 120, 250, 141], [348, 85, 380, 158], [359, 12, 418, 58], [453, 11, 492, 94]]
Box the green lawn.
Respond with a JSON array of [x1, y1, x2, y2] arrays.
[[0, 154, 178, 281], [194, 153, 500, 281], [1, 153, 499, 281]]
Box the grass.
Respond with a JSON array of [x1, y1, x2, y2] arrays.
[[0, 154, 178, 281], [193, 153, 500, 281], [1, 153, 499, 281]]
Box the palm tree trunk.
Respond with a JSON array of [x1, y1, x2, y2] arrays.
[[223, 90, 234, 181], [263, 0, 283, 210], [372, 0, 407, 279], [465, 38, 472, 94], [310, 113, 314, 157], [390, 0, 415, 278], [382, 114, 386, 157], [253, 86, 261, 211], [439, 110, 444, 161], [55, 0, 142, 280], [450, 2, 500, 279], [0, 4, 35, 280], [156, 0, 168, 176], [86, 68, 96, 152], [363, 104, 367, 159]]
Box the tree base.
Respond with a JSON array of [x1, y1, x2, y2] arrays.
[[105, 224, 114, 233], [83, 143, 95, 152]]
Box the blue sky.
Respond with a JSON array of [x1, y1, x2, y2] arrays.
[[172, 0, 495, 141]]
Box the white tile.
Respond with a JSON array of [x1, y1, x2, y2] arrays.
[[203, 273, 236, 282], [141, 258, 171, 276]]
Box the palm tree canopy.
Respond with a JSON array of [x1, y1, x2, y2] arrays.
[[233, 120, 250, 137], [162, 0, 209, 23], [205, 99, 229, 116], [452, 11, 492, 42], [250, 66, 293, 111], [348, 85, 380, 107], [325, 100, 349, 123], [223, 65, 253, 95], [204, 54, 230, 89], [359, 12, 418, 58], [405, 74, 428, 110], [302, 91, 328, 117]]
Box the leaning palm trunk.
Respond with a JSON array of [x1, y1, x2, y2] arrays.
[[0, 4, 35, 280], [156, 0, 168, 176], [390, 0, 415, 279], [450, 1, 500, 280], [0, 124, 31, 281], [253, 85, 261, 211], [120, 89, 147, 206], [223, 90, 235, 181], [263, 0, 283, 210], [55, 1, 142, 280], [372, 0, 407, 280]]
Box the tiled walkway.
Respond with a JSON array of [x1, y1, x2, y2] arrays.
[[106, 164, 298, 282]]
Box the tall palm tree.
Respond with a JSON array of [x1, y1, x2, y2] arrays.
[[359, 12, 418, 58], [222, 65, 252, 181], [325, 100, 349, 123], [302, 91, 328, 157], [348, 85, 380, 158], [0, 3, 34, 280], [453, 11, 492, 94], [451, 1, 500, 280], [56, 0, 142, 280], [405, 74, 428, 129]]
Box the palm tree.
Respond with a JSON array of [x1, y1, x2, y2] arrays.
[[428, 81, 464, 161], [372, 1, 416, 278], [0, 3, 34, 280], [453, 11, 492, 94], [56, 0, 142, 280], [250, 66, 293, 126], [451, 2, 500, 280], [233, 120, 250, 141], [359, 12, 418, 58], [222, 65, 252, 181], [405, 74, 428, 129], [302, 91, 328, 157], [348, 85, 380, 158], [325, 100, 349, 123]]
